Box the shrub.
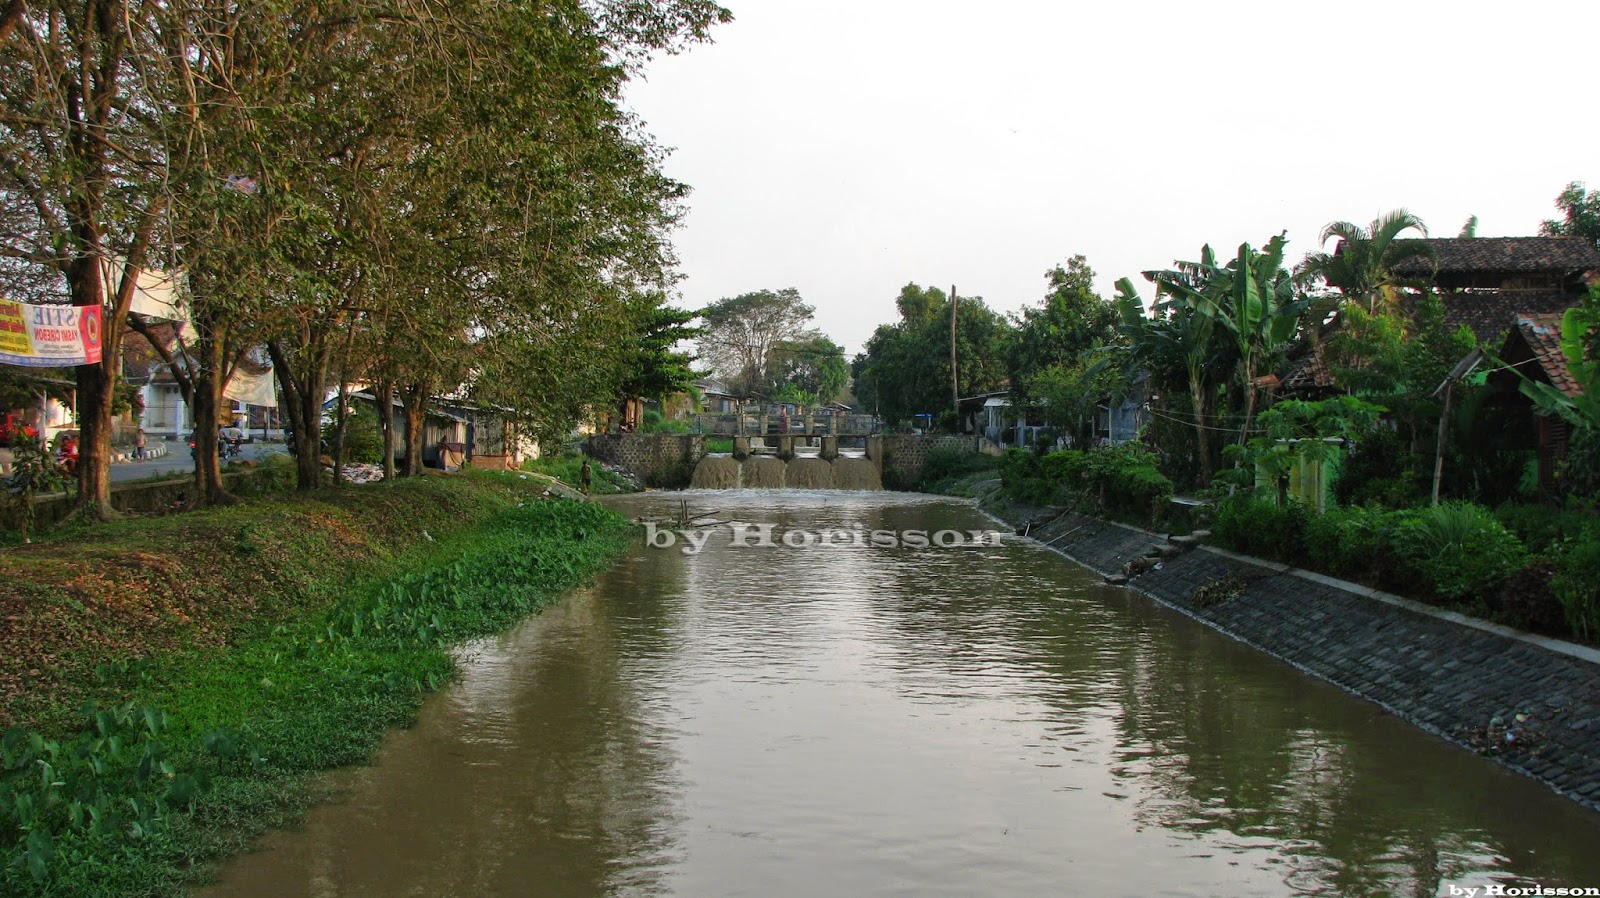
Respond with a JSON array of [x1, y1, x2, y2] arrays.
[[1393, 502, 1527, 603], [1033, 444, 1172, 522], [1210, 497, 1310, 564], [920, 447, 999, 491], [338, 403, 384, 465], [1553, 536, 1600, 642], [999, 448, 1057, 505], [1493, 502, 1597, 555], [1304, 505, 1389, 580], [1494, 561, 1569, 636], [1333, 427, 1425, 508], [640, 409, 690, 434]]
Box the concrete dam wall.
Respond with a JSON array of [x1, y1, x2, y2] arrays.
[[689, 455, 882, 490]]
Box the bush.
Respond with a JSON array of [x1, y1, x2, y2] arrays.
[[1493, 561, 1569, 636], [1305, 505, 1390, 580], [1033, 444, 1172, 522], [640, 409, 689, 434], [1393, 502, 1527, 603], [1553, 536, 1600, 641], [920, 446, 999, 491], [1493, 502, 1597, 555], [338, 403, 384, 465], [1210, 497, 1310, 564], [1333, 427, 1425, 508], [999, 447, 1056, 505]]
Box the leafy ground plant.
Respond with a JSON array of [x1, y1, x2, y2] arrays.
[[0, 476, 631, 895]]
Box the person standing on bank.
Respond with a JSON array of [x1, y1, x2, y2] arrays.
[[134, 427, 146, 460], [580, 456, 593, 495]]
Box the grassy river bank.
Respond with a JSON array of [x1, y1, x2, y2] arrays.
[[0, 471, 632, 896]]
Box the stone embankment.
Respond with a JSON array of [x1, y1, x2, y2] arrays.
[[1005, 505, 1600, 813]]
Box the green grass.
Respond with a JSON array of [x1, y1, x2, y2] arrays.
[[0, 473, 633, 896], [521, 452, 636, 495], [704, 437, 734, 454]]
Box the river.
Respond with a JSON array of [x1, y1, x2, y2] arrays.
[[198, 492, 1600, 897]]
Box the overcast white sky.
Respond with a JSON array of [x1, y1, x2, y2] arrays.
[[624, 0, 1598, 357]]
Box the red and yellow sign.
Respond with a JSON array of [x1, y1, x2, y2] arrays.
[[0, 300, 103, 367]]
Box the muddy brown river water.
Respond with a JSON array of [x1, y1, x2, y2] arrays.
[[198, 492, 1600, 897]]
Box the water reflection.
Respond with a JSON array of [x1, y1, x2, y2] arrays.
[[199, 492, 1600, 898]]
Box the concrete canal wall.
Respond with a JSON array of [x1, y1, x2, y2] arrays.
[[1018, 509, 1600, 813]]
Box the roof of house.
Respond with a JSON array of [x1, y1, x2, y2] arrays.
[[1392, 237, 1600, 276], [1515, 313, 1583, 398], [1280, 341, 1334, 392], [1436, 290, 1579, 344]]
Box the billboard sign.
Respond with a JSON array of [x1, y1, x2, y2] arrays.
[[0, 301, 104, 367]]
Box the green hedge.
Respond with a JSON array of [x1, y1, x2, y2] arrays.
[[1001, 445, 1173, 523], [1217, 498, 1531, 606]]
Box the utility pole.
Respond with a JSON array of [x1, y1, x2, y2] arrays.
[[950, 285, 959, 420]]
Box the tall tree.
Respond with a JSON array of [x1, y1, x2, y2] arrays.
[[695, 289, 817, 397], [0, 1, 169, 517], [766, 335, 848, 405], [1115, 275, 1228, 482], [1539, 181, 1600, 248], [853, 283, 1011, 427], [1007, 255, 1118, 409], [614, 300, 699, 420]]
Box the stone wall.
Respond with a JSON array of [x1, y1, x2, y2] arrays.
[[878, 434, 983, 488], [1022, 509, 1600, 812], [586, 433, 705, 489]]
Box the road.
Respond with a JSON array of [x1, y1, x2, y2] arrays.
[[111, 440, 289, 483]]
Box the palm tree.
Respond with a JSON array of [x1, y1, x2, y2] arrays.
[[1296, 209, 1433, 316]]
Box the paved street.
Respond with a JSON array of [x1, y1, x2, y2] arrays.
[[111, 440, 289, 483]]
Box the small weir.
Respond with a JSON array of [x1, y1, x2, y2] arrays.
[[689, 454, 882, 490], [689, 433, 884, 490]]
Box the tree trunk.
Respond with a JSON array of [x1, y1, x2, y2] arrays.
[[190, 325, 237, 506], [331, 375, 350, 487], [267, 340, 329, 490], [375, 380, 396, 480], [1238, 353, 1258, 447], [1187, 365, 1213, 484], [69, 258, 115, 519], [74, 361, 115, 518], [400, 382, 429, 477]]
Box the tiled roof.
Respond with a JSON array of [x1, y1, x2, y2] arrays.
[[1280, 341, 1333, 391], [1516, 313, 1583, 398], [1436, 290, 1579, 344], [1392, 237, 1600, 276]]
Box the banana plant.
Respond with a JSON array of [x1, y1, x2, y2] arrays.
[[1146, 234, 1308, 445], [1116, 276, 1222, 481]]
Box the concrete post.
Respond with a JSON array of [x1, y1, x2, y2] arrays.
[[821, 436, 839, 461], [866, 434, 884, 472], [778, 436, 794, 461], [732, 436, 750, 460]]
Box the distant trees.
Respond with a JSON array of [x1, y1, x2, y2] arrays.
[[852, 283, 1009, 427], [695, 289, 847, 404], [696, 289, 816, 397], [1006, 256, 1120, 436]]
